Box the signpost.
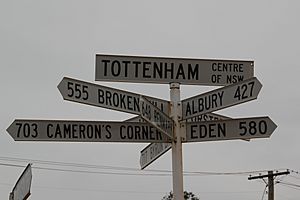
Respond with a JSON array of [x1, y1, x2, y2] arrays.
[[7, 53, 278, 200], [6, 120, 171, 143], [58, 77, 170, 115], [9, 164, 32, 200], [139, 96, 174, 139], [182, 77, 262, 120], [95, 54, 254, 86], [185, 117, 277, 143]]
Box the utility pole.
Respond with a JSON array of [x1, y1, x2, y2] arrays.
[[248, 170, 290, 200]]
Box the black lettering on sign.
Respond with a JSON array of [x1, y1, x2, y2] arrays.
[[150, 101, 164, 113], [227, 75, 244, 84], [239, 120, 267, 136], [16, 123, 38, 138], [176, 64, 185, 79], [188, 64, 199, 80], [105, 125, 112, 139], [72, 124, 79, 139], [119, 125, 162, 140], [212, 63, 244, 72], [47, 124, 53, 138], [98, 89, 140, 112], [102, 60, 110, 76], [150, 143, 163, 159], [185, 91, 224, 117], [123, 61, 130, 77], [141, 101, 151, 120], [164, 63, 174, 79], [46, 123, 112, 140], [143, 62, 151, 78], [55, 124, 63, 138], [63, 124, 72, 138], [190, 125, 198, 139], [211, 74, 222, 83], [190, 123, 226, 139], [111, 60, 121, 76], [234, 81, 254, 101], [133, 61, 141, 78], [67, 82, 89, 100], [153, 63, 163, 78], [99, 58, 200, 81]]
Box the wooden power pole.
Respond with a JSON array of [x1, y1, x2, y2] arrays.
[[248, 170, 290, 200]]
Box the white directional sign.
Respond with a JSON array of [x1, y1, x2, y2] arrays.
[[185, 117, 277, 143], [140, 143, 172, 170], [182, 77, 262, 120], [58, 77, 170, 115], [95, 54, 254, 86], [6, 120, 171, 143], [139, 96, 174, 139], [140, 113, 231, 169], [10, 164, 32, 200]]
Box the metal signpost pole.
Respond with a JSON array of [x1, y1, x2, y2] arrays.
[[170, 83, 184, 200]]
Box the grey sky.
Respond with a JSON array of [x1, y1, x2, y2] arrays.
[[1, 0, 300, 199]]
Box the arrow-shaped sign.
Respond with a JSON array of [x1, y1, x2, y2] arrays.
[[6, 120, 171, 143], [95, 54, 254, 86], [140, 142, 172, 170], [139, 96, 174, 139], [57, 77, 170, 115], [185, 116, 277, 143], [182, 77, 262, 120]]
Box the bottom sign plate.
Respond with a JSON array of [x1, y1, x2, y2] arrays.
[[140, 143, 172, 169], [7, 120, 171, 143]]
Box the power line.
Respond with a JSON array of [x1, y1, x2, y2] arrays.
[[0, 162, 170, 176], [0, 156, 142, 172], [0, 156, 295, 178], [290, 175, 300, 180], [1, 160, 296, 199], [0, 163, 25, 168], [277, 183, 300, 191], [0, 161, 273, 177], [33, 166, 171, 176], [277, 181, 300, 188]]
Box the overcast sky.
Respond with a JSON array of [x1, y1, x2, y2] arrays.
[[1, 0, 300, 199]]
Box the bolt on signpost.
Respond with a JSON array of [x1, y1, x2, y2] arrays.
[[7, 54, 278, 200]]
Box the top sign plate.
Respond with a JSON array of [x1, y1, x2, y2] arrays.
[[95, 54, 254, 86]]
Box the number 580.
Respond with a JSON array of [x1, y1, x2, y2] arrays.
[[239, 120, 267, 136]]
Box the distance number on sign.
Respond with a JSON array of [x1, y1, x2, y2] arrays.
[[67, 82, 89, 100], [239, 120, 267, 136], [234, 81, 254, 101]]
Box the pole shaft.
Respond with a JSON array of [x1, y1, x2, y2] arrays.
[[170, 83, 184, 200], [268, 171, 274, 200]]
